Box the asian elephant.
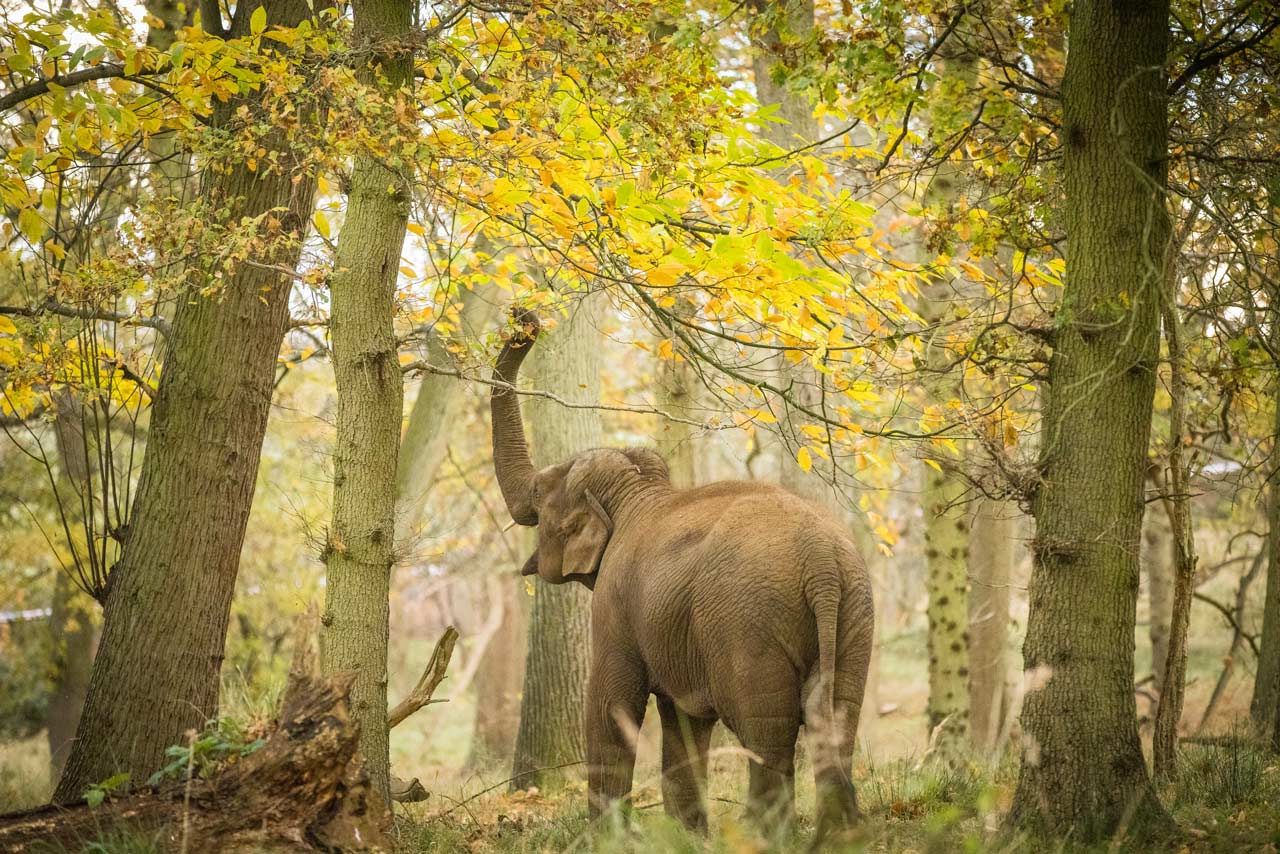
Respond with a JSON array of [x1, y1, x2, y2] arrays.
[[490, 310, 873, 835]]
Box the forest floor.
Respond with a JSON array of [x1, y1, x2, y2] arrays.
[[3, 581, 1277, 852]]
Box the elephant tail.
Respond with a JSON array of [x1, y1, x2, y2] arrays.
[[806, 576, 842, 729]]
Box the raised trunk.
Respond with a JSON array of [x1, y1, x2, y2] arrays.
[[319, 0, 413, 808], [1008, 0, 1171, 836], [490, 311, 541, 526], [968, 498, 1014, 753], [509, 296, 603, 789], [52, 0, 325, 802]]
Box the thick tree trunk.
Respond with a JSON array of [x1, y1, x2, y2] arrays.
[[1008, 0, 1171, 837], [968, 498, 1013, 753], [924, 466, 970, 760], [319, 0, 413, 808], [52, 0, 325, 803], [510, 296, 603, 789]]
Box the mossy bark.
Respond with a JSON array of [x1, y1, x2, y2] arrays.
[[52, 0, 325, 803], [509, 296, 603, 789], [1008, 0, 1171, 836], [319, 0, 413, 807]]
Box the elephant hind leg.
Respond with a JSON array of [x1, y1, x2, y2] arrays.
[[734, 710, 800, 834], [656, 696, 715, 832]]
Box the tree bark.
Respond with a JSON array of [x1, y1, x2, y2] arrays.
[[509, 295, 603, 790], [1256, 365, 1280, 735], [653, 298, 699, 488], [52, 0, 326, 803], [924, 465, 970, 761], [1008, 0, 1171, 837], [968, 498, 1014, 753], [1144, 493, 1174, 696], [319, 0, 414, 808]]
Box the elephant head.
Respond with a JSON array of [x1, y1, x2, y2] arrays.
[[491, 309, 669, 587]]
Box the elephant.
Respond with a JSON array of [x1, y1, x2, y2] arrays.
[[490, 310, 874, 836]]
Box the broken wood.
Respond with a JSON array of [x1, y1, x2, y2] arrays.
[[0, 671, 391, 852], [388, 625, 458, 729]]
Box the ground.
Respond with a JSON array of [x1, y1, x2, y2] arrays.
[[3, 568, 1278, 852]]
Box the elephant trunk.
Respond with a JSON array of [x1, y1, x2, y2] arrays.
[[491, 310, 541, 526]]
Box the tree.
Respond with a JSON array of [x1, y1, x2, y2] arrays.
[[508, 296, 604, 789], [52, 0, 328, 801], [318, 0, 414, 806], [1008, 0, 1172, 836], [967, 499, 1014, 752]]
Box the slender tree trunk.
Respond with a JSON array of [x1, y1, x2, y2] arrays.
[[968, 498, 1013, 753], [1008, 0, 1171, 836], [654, 298, 699, 488], [510, 296, 603, 789], [1255, 368, 1280, 735], [397, 287, 500, 541], [924, 466, 970, 760], [53, 0, 325, 802], [319, 0, 413, 807], [46, 571, 93, 781], [1144, 495, 1174, 696], [1152, 291, 1197, 777], [469, 570, 528, 768]]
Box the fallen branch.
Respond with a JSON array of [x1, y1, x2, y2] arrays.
[[0, 671, 389, 851], [389, 625, 459, 729]]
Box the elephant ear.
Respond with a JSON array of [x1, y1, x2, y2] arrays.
[[561, 490, 613, 580]]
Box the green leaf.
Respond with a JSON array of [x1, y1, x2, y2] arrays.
[[85, 788, 104, 808]]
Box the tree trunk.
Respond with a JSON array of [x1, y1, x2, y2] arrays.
[[654, 298, 699, 488], [319, 0, 413, 808], [1008, 0, 1171, 837], [968, 498, 1013, 753], [509, 295, 603, 790], [1255, 370, 1280, 735], [53, 0, 326, 802], [397, 287, 501, 541], [469, 568, 528, 768], [1144, 493, 1174, 696], [45, 571, 93, 781], [924, 466, 970, 761]]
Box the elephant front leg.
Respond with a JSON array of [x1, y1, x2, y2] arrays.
[[585, 653, 648, 822], [656, 695, 715, 832]]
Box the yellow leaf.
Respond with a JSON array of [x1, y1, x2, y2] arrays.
[[250, 5, 267, 34], [924, 458, 942, 473], [399, 265, 415, 278], [656, 339, 674, 361], [0, 316, 16, 334], [797, 447, 813, 473], [407, 222, 425, 237], [313, 210, 330, 239]]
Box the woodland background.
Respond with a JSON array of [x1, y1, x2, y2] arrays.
[[0, 0, 1279, 850]]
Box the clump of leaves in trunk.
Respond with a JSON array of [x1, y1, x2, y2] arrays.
[[144, 717, 267, 787]]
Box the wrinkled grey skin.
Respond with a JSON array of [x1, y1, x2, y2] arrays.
[[491, 311, 874, 835]]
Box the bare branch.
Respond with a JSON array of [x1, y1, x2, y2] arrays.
[[388, 625, 459, 729]]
